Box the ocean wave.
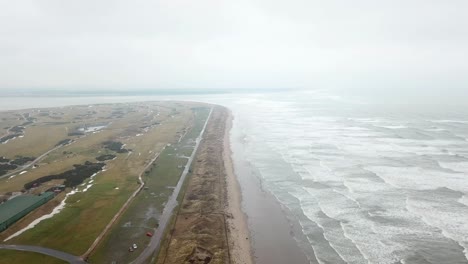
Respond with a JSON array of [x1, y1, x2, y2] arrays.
[[405, 195, 468, 262], [222, 92, 468, 264], [365, 166, 468, 193]]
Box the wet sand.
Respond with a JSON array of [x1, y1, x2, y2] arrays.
[[228, 113, 312, 264], [156, 106, 251, 264], [224, 112, 254, 264]]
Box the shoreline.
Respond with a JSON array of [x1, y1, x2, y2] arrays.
[[223, 111, 254, 264], [228, 109, 312, 264], [153, 105, 251, 263]]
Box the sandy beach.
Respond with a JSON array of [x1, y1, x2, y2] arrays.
[[224, 111, 254, 264], [228, 107, 312, 264], [155, 106, 255, 264]]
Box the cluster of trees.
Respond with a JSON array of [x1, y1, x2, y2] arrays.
[[55, 139, 73, 147], [9, 125, 25, 133], [0, 156, 35, 176], [0, 163, 17, 175], [24, 161, 105, 190], [0, 133, 21, 144], [10, 156, 35, 166], [0, 118, 35, 144], [96, 154, 116, 161], [103, 141, 129, 153], [140, 122, 160, 129]]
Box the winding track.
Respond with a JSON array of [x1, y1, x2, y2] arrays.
[[0, 244, 86, 264]]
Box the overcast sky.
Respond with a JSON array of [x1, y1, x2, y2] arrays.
[[1, 0, 467, 93]]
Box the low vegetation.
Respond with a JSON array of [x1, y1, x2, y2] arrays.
[[23, 161, 105, 190], [103, 141, 129, 153], [0, 134, 21, 144], [10, 156, 36, 166], [0, 163, 17, 175], [96, 154, 116, 161], [55, 139, 73, 147], [0, 156, 35, 176], [9, 125, 25, 133]]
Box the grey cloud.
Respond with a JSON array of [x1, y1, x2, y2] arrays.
[[0, 0, 467, 92]]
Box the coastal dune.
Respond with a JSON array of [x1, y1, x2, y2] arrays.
[[156, 106, 253, 264]]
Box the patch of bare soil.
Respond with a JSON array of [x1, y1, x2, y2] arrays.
[[186, 247, 213, 264]]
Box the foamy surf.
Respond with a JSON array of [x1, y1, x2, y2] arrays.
[[220, 91, 468, 264]]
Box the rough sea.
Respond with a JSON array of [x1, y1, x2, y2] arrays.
[[1, 90, 467, 264], [221, 91, 468, 264]]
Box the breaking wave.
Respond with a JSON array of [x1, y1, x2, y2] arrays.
[[227, 92, 468, 264]]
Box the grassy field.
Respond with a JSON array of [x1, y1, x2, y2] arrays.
[[0, 101, 210, 263], [0, 250, 67, 264], [89, 107, 210, 264]]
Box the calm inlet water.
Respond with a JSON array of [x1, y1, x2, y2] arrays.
[[1, 91, 467, 264]]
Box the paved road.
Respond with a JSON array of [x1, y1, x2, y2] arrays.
[[131, 107, 213, 264], [0, 244, 86, 264]]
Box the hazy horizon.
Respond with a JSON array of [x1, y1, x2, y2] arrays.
[[1, 0, 467, 95]]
